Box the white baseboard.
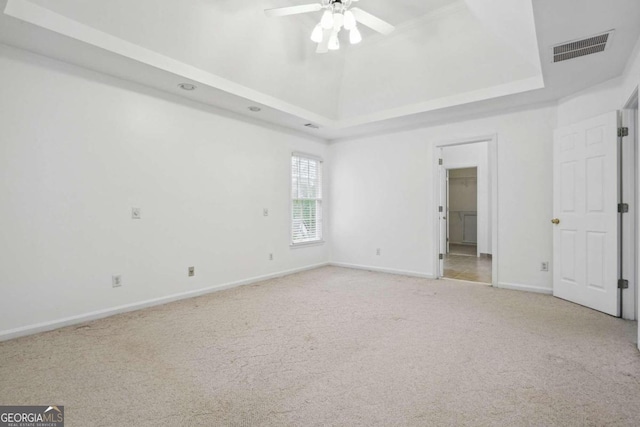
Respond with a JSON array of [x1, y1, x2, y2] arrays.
[[0, 262, 329, 342], [442, 277, 491, 285], [497, 282, 553, 295], [330, 262, 436, 279]]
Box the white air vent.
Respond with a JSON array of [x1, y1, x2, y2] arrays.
[[552, 31, 614, 63]]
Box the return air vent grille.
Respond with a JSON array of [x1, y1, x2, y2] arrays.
[[553, 31, 613, 63]]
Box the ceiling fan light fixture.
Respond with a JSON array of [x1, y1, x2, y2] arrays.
[[343, 10, 356, 30], [263, 1, 395, 54], [310, 24, 324, 43], [333, 12, 344, 30], [328, 32, 340, 50], [320, 10, 334, 29], [349, 26, 362, 44]]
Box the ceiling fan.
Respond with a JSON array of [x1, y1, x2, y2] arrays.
[[265, 0, 395, 53]]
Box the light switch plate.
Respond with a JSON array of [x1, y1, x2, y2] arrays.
[[112, 275, 122, 288]]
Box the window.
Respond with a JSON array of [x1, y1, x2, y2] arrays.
[[291, 153, 323, 245]]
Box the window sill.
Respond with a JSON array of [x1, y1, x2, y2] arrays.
[[290, 240, 325, 249]]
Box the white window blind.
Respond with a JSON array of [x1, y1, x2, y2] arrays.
[[291, 154, 323, 244]]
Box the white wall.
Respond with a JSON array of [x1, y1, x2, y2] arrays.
[[0, 43, 330, 339], [329, 104, 556, 292], [441, 142, 491, 253], [557, 78, 624, 127], [621, 37, 640, 108]]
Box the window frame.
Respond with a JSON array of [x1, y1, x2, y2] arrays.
[[290, 152, 324, 248]]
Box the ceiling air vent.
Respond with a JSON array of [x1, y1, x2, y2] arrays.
[[553, 31, 613, 63]]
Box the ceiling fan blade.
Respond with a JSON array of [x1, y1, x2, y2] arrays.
[[350, 7, 395, 35], [265, 4, 322, 18], [316, 30, 331, 53]]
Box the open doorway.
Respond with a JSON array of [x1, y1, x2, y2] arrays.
[[436, 139, 496, 285], [444, 167, 491, 283]]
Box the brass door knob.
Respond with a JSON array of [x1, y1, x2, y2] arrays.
[[551, 218, 560, 225]]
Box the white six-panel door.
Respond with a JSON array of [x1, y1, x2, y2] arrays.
[[553, 111, 619, 316]]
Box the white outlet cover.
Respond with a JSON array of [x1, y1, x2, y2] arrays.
[[263, 208, 269, 216]]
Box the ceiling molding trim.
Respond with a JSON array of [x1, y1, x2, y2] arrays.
[[4, 0, 337, 127], [336, 74, 545, 129]]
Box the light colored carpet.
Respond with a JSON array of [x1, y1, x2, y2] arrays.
[[1, 266, 639, 426]]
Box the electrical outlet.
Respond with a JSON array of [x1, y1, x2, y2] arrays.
[[132, 208, 141, 219], [376, 248, 381, 256], [112, 275, 122, 288], [263, 208, 269, 217], [188, 266, 195, 277], [269, 253, 274, 261], [541, 262, 549, 272]]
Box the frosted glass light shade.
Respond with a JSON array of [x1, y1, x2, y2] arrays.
[[311, 24, 323, 43], [321, 10, 334, 29], [328, 32, 340, 50], [349, 27, 362, 44], [343, 10, 356, 30], [333, 12, 344, 29]]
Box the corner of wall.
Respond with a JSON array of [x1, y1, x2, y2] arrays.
[[557, 77, 624, 127]]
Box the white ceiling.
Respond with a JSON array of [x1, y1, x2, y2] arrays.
[[0, 0, 639, 140]]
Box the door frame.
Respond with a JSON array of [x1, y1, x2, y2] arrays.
[[432, 134, 498, 286], [622, 89, 638, 321]]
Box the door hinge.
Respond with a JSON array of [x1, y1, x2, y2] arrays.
[[618, 279, 629, 289], [618, 127, 629, 137], [439, 206, 443, 212], [618, 203, 629, 213], [439, 253, 444, 260], [439, 158, 443, 165]]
